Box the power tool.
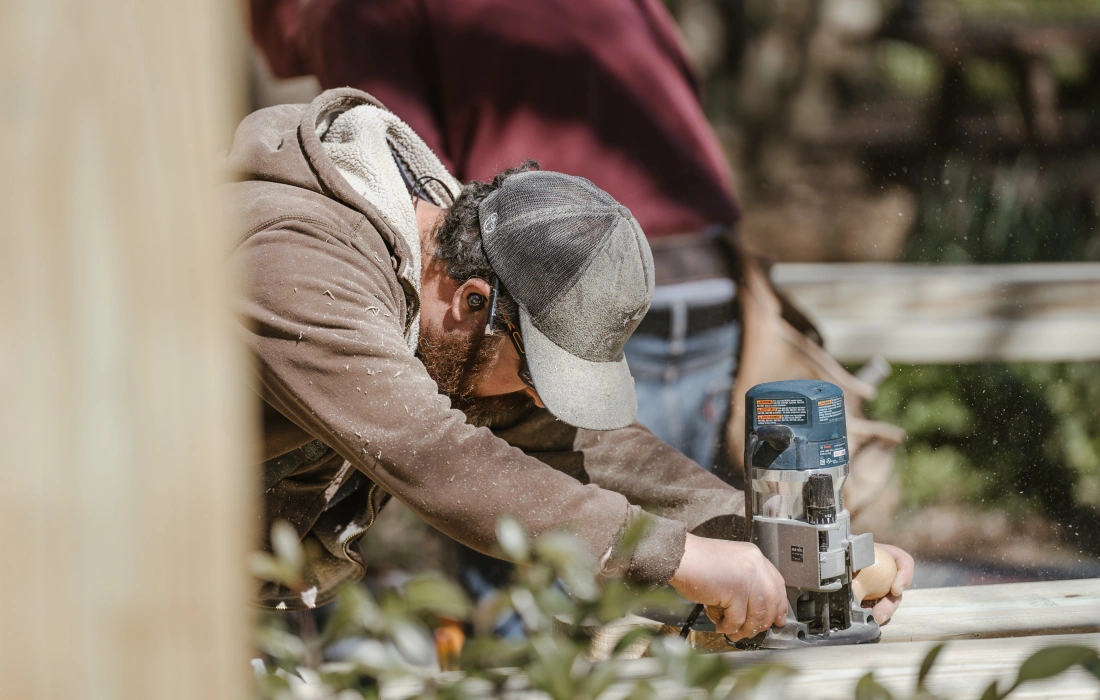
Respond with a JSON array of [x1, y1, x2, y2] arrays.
[[680, 379, 881, 648], [738, 379, 880, 648]]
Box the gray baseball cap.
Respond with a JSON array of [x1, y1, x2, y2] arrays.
[[479, 171, 654, 430]]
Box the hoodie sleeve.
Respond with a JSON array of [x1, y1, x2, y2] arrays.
[[234, 221, 686, 584], [493, 409, 746, 543]]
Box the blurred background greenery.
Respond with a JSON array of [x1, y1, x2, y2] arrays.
[[249, 0, 1100, 581], [662, 0, 1100, 576], [244, 1, 1100, 690]]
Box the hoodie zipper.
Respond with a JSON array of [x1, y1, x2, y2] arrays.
[[343, 483, 380, 561]]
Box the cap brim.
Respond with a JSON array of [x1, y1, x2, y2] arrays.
[[518, 307, 637, 431]]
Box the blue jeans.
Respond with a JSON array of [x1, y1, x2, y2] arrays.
[[623, 280, 740, 470]]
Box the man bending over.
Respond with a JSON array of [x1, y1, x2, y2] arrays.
[[226, 88, 912, 637]]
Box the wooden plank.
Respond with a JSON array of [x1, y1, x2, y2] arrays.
[[0, 2, 252, 699], [882, 578, 1100, 643], [715, 633, 1100, 699], [561, 579, 1100, 660], [770, 263, 1100, 363], [383, 633, 1100, 699]]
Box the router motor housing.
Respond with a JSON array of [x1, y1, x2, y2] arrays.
[[741, 379, 880, 648]]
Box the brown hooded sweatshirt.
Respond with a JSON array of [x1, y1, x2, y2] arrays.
[[225, 88, 744, 609]]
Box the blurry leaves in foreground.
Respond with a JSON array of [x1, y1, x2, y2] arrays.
[[251, 519, 1098, 699]]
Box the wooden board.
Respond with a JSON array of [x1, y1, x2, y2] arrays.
[[0, 1, 252, 699], [882, 578, 1100, 643], [383, 633, 1100, 699], [770, 263, 1100, 363], [700, 633, 1100, 700], [560, 578, 1100, 660]]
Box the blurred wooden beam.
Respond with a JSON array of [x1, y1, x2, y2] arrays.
[[772, 263, 1100, 363], [386, 632, 1100, 698], [0, 1, 252, 699], [880, 578, 1100, 643], [558, 578, 1100, 662], [721, 632, 1100, 699]]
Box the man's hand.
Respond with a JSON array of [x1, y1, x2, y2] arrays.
[[862, 543, 915, 625], [669, 533, 788, 640]]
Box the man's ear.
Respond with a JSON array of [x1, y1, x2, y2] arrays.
[[449, 278, 493, 325]]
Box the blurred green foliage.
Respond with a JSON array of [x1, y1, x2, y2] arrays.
[[881, 147, 1100, 526], [950, 0, 1100, 20], [867, 363, 1100, 516], [871, 0, 1100, 531], [961, 57, 1018, 103], [877, 40, 942, 98], [251, 520, 1100, 699], [904, 156, 1099, 264], [252, 517, 799, 699]]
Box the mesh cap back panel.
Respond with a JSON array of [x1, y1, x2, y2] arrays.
[[533, 216, 654, 361], [480, 172, 623, 317], [474, 170, 655, 429]]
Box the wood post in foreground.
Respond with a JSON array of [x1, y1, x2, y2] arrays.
[[0, 1, 253, 698]]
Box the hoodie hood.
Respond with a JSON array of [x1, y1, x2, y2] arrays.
[[224, 88, 461, 349], [320, 103, 460, 348]]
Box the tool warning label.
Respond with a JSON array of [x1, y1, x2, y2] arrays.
[[818, 438, 848, 467], [756, 397, 808, 424], [817, 396, 844, 423]]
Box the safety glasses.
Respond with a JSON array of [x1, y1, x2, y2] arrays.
[[484, 276, 535, 391]]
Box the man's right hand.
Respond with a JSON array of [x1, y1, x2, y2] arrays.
[[668, 533, 788, 640]]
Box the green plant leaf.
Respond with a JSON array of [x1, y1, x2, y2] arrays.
[[322, 584, 385, 643], [1085, 657, 1100, 680], [855, 672, 894, 700], [577, 659, 619, 698], [684, 652, 731, 690], [525, 635, 581, 700], [612, 627, 655, 657], [270, 520, 304, 576], [730, 662, 796, 694], [496, 516, 529, 562], [404, 574, 471, 619], [1012, 645, 1098, 687], [254, 625, 308, 675], [623, 680, 656, 700], [390, 620, 434, 666], [917, 643, 946, 690], [248, 551, 286, 584], [617, 513, 655, 557], [978, 680, 999, 700]]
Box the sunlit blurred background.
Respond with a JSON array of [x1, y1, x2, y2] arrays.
[[8, 2, 1099, 696], [247, 0, 1100, 587]]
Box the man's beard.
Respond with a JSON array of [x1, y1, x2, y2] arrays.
[[416, 327, 534, 428]]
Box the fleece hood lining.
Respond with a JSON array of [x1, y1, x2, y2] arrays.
[[317, 103, 460, 351]]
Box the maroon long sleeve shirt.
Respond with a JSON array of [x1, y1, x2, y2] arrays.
[[251, 0, 739, 237]]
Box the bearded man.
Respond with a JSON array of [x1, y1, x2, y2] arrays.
[[227, 88, 912, 637]]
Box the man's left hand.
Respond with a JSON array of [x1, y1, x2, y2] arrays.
[[863, 543, 914, 625]]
